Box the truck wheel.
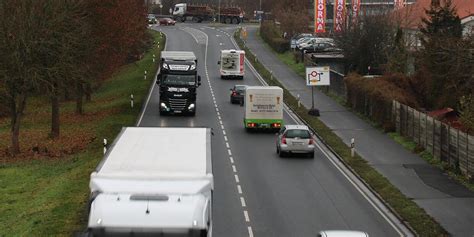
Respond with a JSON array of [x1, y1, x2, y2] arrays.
[[225, 17, 232, 24], [232, 17, 239, 24], [178, 16, 186, 22], [192, 17, 199, 23]]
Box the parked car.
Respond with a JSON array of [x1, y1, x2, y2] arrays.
[[301, 42, 342, 54], [230, 85, 247, 104], [276, 125, 315, 158], [296, 37, 317, 47], [147, 14, 157, 24], [298, 37, 334, 49], [294, 33, 313, 41], [159, 17, 176, 26], [317, 230, 369, 237]]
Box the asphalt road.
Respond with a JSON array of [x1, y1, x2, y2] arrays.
[[140, 23, 406, 237]]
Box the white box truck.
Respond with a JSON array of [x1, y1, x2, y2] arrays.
[[86, 127, 213, 237], [218, 49, 245, 79], [244, 86, 284, 131]]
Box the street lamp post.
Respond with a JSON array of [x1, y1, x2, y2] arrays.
[[218, 0, 221, 23]]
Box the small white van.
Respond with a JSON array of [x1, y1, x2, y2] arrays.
[[218, 49, 245, 79]]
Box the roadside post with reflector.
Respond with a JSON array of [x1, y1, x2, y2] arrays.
[[350, 138, 355, 157], [306, 66, 330, 116]]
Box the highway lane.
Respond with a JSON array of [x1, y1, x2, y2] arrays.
[[142, 24, 404, 236]]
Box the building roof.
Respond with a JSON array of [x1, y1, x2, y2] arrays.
[[396, 0, 474, 29]]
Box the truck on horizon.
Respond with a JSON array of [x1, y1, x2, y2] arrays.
[[172, 3, 244, 24], [86, 127, 213, 236]]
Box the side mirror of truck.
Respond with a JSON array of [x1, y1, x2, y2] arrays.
[[156, 74, 161, 85], [217, 61, 221, 65]]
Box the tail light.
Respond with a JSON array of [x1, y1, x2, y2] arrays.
[[247, 123, 256, 128], [282, 135, 287, 144], [309, 139, 314, 145], [232, 91, 237, 96], [272, 123, 281, 128]]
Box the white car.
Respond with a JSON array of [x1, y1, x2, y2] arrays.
[[276, 125, 315, 158], [317, 230, 369, 237]]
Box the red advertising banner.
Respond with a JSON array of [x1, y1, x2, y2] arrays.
[[334, 0, 346, 32], [394, 0, 404, 10], [315, 0, 326, 33], [351, 0, 360, 24]]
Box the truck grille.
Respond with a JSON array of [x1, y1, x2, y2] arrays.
[[169, 98, 187, 110]]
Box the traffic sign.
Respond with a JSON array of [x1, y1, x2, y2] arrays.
[[306, 66, 330, 86]]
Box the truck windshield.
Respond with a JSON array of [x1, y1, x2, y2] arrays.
[[162, 74, 196, 86]]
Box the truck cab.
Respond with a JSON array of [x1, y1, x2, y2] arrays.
[[157, 51, 201, 116]]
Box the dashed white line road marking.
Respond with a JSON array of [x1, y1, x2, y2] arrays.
[[237, 185, 242, 194], [218, 115, 222, 120], [226, 142, 230, 148], [221, 125, 225, 130], [230, 157, 234, 163], [222, 130, 226, 135], [220, 120, 224, 125], [228, 149, 232, 156], [234, 174, 240, 183], [232, 165, 237, 172], [248, 227, 254, 237], [243, 210, 250, 222], [240, 197, 247, 207], [224, 135, 228, 141]]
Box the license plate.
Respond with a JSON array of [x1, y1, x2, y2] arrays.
[[293, 142, 304, 145], [260, 124, 269, 128], [174, 110, 182, 113]]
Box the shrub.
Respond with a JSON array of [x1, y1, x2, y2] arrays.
[[260, 21, 289, 53], [345, 73, 420, 130]]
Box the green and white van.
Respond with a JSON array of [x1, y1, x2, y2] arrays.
[[244, 86, 283, 131]]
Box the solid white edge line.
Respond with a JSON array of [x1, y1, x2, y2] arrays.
[[228, 28, 410, 237], [137, 30, 168, 126]]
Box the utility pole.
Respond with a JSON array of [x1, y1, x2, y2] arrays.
[[218, 0, 221, 23]]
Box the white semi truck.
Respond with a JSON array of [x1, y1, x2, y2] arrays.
[[244, 86, 284, 131], [218, 49, 245, 80], [86, 127, 213, 237]]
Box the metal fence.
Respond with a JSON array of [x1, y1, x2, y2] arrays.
[[392, 100, 474, 178]]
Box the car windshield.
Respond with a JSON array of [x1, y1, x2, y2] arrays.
[[235, 85, 246, 92], [285, 129, 311, 139], [162, 74, 195, 86]]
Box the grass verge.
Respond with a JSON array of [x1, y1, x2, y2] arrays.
[[235, 30, 448, 236], [0, 31, 165, 236]]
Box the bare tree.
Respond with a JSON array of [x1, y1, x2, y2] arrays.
[[0, 0, 41, 155]]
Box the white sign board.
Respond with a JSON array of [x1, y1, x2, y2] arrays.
[[306, 66, 330, 86]]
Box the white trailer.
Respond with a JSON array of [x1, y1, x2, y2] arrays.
[[218, 49, 245, 79], [244, 86, 284, 131], [87, 127, 213, 237]]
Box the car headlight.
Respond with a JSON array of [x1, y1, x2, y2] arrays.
[[162, 63, 168, 69], [188, 104, 195, 110], [190, 64, 196, 70], [160, 103, 167, 108]]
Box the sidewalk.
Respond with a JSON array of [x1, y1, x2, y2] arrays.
[[244, 26, 474, 236]]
